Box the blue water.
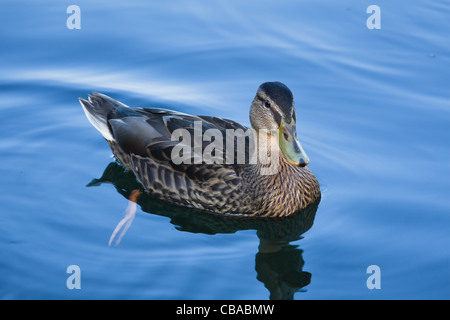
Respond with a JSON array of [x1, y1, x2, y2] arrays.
[[1, 0, 449, 299]]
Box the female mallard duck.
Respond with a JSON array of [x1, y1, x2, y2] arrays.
[[80, 82, 320, 218]]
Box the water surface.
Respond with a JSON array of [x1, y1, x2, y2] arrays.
[[0, 0, 449, 299]]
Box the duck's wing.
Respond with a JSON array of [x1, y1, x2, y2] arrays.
[[80, 93, 253, 165], [80, 93, 251, 213], [126, 109, 250, 213], [142, 112, 253, 165]]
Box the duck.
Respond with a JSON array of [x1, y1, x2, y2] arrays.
[[80, 81, 320, 218]]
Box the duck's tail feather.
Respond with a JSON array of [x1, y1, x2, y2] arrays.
[[79, 92, 128, 142]]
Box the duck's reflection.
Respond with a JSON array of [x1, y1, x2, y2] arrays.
[[88, 162, 320, 300]]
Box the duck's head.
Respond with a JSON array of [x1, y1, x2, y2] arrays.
[[250, 81, 310, 167]]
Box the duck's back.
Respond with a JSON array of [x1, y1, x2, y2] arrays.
[[80, 93, 255, 214]]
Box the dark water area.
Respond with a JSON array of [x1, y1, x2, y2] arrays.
[[1, 0, 449, 299]]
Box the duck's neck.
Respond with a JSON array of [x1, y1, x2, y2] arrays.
[[251, 130, 282, 176], [240, 134, 321, 216]]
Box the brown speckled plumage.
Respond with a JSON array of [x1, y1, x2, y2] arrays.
[[80, 82, 320, 218]]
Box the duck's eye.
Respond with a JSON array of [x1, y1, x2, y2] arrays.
[[264, 100, 271, 108]]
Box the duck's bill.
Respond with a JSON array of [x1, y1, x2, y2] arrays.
[[279, 119, 310, 167]]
